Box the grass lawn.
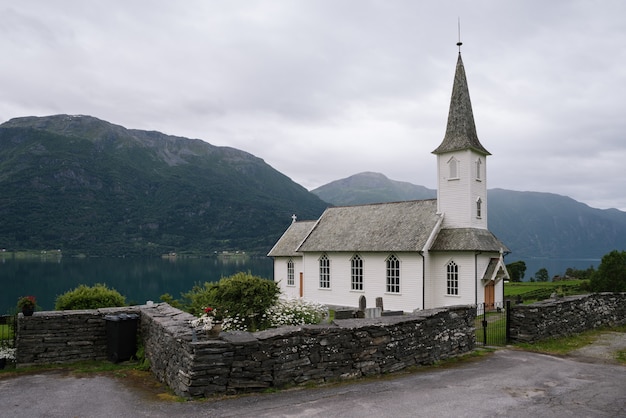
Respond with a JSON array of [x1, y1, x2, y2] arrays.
[[0, 323, 14, 343], [514, 325, 626, 365], [504, 280, 589, 303]]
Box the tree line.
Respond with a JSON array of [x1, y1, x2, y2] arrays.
[[506, 250, 626, 292]]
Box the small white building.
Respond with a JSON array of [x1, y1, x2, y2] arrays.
[[268, 49, 509, 312]]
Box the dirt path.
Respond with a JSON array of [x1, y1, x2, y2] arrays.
[[567, 331, 626, 364]]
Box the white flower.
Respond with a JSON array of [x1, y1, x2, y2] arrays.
[[0, 347, 16, 360]]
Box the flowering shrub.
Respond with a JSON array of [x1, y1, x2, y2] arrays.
[[0, 346, 16, 360], [221, 314, 248, 332], [17, 295, 36, 309], [265, 298, 328, 327], [182, 272, 280, 331], [189, 307, 219, 331]]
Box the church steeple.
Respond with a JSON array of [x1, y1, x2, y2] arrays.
[[433, 47, 490, 230], [432, 53, 490, 156]]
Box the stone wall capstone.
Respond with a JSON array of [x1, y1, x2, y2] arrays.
[[509, 293, 626, 343]]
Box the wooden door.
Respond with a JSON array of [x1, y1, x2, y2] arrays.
[[484, 281, 495, 310]]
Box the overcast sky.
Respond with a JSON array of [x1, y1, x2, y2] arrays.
[[2, 1, 625, 211]]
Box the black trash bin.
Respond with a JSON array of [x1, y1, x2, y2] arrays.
[[104, 313, 139, 363]]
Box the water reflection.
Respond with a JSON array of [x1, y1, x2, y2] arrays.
[[0, 256, 273, 313]]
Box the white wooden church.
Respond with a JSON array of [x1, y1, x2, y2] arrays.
[[268, 49, 510, 312]]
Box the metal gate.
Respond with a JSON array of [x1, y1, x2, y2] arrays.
[[0, 314, 17, 368], [475, 300, 510, 346]]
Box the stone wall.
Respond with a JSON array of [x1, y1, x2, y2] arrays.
[[16, 303, 476, 398], [16, 307, 141, 366], [509, 293, 626, 343], [140, 303, 476, 398]]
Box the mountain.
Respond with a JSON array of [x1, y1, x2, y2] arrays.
[[0, 115, 328, 256], [311, 172, 626, 262], [312, 172, 436, 205]]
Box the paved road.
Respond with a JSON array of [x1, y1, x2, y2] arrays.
[[1, 348, 625, 417]]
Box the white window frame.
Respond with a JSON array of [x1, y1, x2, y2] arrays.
[[319, 254, 330, 289], [475, 158, 482, 181], [287, 258, 295, 286], [386, 254, 400, 293], [476, 197, 482, 219], [448, 157, 459, 180], [446, 260, 459, 296], [351, 254, 363, 291]]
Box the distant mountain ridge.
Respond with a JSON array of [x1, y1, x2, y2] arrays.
[[0, 114, 328, 256], [312, 172, 626, 262]]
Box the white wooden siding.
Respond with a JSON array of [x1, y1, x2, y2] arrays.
[[437, 150, 488, 229], [426, 252, 477, 308], [273, 256, 303, 299], [301, 252, 424, 312]]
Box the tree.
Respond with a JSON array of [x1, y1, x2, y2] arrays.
[[506, 261, 526, 282], [534, 268, 549, 282], [565, 265, 596, 280], [590, 250, 626, 292]]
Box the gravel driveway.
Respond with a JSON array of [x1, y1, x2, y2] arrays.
[[1, 332, 625, 417]]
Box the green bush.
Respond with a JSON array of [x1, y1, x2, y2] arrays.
[[55, 283, 126, 310], [183, 272, 280, 331], [590, 250, 626, 292]]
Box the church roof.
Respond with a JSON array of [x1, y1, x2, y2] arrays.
[[296, 200, 440, 252], [429, 228, 509, 252], [267, 220, 316, 257], [432, 53, 490, 156]]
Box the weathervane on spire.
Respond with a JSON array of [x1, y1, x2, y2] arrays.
[[457, 17, 463, 53]]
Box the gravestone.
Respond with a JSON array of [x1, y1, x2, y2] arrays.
[[355, 295, 367, 318], [376, 297, 384, 311]]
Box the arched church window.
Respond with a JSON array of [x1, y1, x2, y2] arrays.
[[287, 258, 294, 286], [386, 254, 400, 293], [446, 261, 459, 295], [476, 197, 482, 219], [448, 157, 459, 179], [319, 254, 330, 289], [351, 254, 363, 291], [475, 158, 482, 180]]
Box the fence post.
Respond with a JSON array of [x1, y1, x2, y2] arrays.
[[505, 300, 511, 344], [481, 303, 487, 346]]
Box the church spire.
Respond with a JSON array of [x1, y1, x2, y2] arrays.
[[432, 49, 490, 156]]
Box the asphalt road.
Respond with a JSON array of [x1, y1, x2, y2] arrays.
[[1, 348, 625, 417]]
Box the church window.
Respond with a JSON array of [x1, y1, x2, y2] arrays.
[[386, 254, 400, 293], [475, 158, 482, 180], [319, 254, 330, 289], [448, 157, 459, 179], [476, 197, 482, 219], [351, 254, 363, 291], [447, 261, 459, 295], [287, 258, 294, 286]]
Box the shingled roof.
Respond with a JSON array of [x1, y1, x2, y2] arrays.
[[432, 53, 490, 156], [267, 220, 316, 257], [296, 200, 441, 252], [429, 228, 509, 252]]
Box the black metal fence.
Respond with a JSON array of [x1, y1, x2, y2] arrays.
[[475, 301, 510, 346], [0, 314, 17, 369]]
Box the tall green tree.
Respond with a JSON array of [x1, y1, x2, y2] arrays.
[[590, 250, 626, 292], [506, 260, 526, 282], [534, 268, 549, 282]]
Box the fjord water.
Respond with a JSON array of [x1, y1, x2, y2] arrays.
[[0, 256, 273, 314]]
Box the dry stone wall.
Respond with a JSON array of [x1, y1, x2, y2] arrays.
[[15, 303, 476, 398], [509, 293, 626, 343], [16, 307, 141, 366], [141, 303, 476, 398]]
